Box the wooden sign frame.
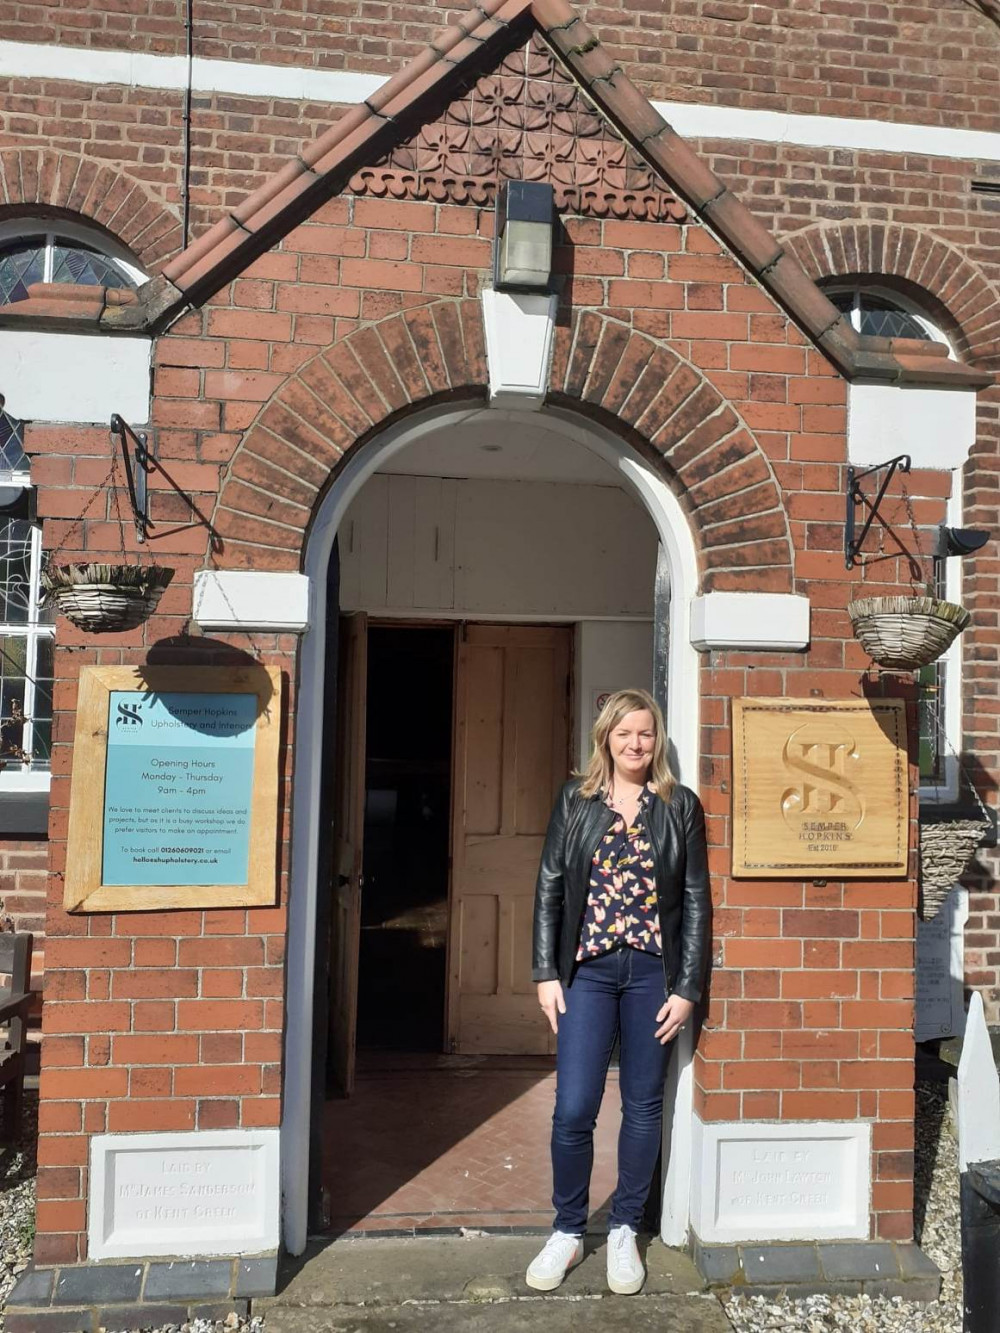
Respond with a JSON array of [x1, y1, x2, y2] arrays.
[[731, 697, 908, 879], [64, 664, 282, 912]]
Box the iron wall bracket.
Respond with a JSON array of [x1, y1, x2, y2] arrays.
[[845, 453, 912, 569], [110, 413, 153, 542]]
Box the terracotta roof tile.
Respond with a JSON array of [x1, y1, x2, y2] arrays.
[[0, 282, 140, 330], [114, 0, 994, 391]]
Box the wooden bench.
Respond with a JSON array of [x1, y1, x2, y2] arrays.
[[0, 932, 33, 1136]]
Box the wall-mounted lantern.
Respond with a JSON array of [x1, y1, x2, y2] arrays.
[[494, 181, 555, 291]]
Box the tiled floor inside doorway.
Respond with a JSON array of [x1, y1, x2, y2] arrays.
[[320, 1053, 622, 1236]]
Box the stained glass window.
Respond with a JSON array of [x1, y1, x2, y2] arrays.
[[0, 412, 27, 473], [0, 238, 45, 305], [51, 243, 135, 290], [826, 284, 950, 348], [0, 229, 142, 307]]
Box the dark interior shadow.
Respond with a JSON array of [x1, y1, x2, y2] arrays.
[[912, 1078, 948, 1244]]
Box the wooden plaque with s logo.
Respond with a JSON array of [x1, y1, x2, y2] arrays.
[[731, 698, 908, 878]]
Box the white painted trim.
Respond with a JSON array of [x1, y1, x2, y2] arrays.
[[0, 329, 152, 426], [920, 482, 966, 805], [88, 1128, 280, 1260], [192, 570, 311, 633], [0, 40, 385, 106], [958, 991, 1000, 1172], [690, 592, 810, 652], [2, 40, 999, 163], [660, 101, 1000, 163], [481, 289, 557, 411], [0, 770, 50, 792], [847, 383, 978, 473], [281, 401, 701, 1256]]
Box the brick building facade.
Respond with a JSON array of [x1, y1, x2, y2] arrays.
[[0, 0, 997, 1319]]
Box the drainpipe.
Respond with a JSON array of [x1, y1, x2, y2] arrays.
[[182, 0, 194, 247]]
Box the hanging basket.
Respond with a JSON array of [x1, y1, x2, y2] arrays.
[[40, 563, 174, 633], [847, 595, 971, 670], [919, 816, 990, 919]]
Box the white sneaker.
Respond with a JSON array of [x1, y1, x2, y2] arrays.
[[606, 1224, 644, 1295], [525, 1230, 584, 1291]]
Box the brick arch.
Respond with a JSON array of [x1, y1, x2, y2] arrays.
[[782, 221, 1000, 367], [0, 148, 181, 270], [214, 300, 793, 593]]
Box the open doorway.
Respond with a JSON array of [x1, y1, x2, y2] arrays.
[[312, 409, 676, 1237], [356, 624, 453, 1054]]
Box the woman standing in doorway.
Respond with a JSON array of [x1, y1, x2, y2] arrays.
[[526, 688, 710, 1296]]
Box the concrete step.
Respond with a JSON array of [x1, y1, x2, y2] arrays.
[[261, 1235, 720, 1323], [262, 1293, 733, 1333]]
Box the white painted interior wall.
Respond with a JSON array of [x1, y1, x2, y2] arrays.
[[338, 472, 658, 619], [574, 621, 654, 767]]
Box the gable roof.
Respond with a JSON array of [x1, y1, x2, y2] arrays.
[[3, 0, 991, 388]]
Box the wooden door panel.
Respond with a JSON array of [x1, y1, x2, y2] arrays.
[[458, 896, 500, 995], [463, 645, 504, 836], [510, 893, 538, 995], [448, 624, 570, 1055]]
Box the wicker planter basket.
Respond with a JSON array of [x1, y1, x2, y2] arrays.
[[919, 816, 990, 919], [41, 563, 174, 633], [847, 595, 971, 670]]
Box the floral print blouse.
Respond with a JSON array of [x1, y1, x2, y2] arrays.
[[576, 787, 662, 961]]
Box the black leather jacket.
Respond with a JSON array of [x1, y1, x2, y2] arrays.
[[532, 779, 711, 1002]]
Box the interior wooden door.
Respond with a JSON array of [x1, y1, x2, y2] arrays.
[[328, 612, 367, 1096], [448, 624, 571, 1055]]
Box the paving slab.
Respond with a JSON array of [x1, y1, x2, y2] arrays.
[[266, 1235, 706, 1309], [262, 1293, 733, 1333]]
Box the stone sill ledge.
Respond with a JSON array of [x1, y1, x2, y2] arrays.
[[5, 1254, 278, 1333], [691, 1235, 941, 1301]]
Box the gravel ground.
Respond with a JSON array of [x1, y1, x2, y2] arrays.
[[0, 1080, 963, 1332], [724, 1081, 963, 1333], [0, 1091, 37, 1331]]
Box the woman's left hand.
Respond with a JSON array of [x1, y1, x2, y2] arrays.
[[655, 994, 694, 1044]]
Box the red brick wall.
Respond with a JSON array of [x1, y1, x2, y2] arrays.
[[3, 0, 998, 1262], [4, 0, 999, 127], [690, 143, 1000, 1019], [0, 840, 47, 944], [19, 198, 951, 1257]]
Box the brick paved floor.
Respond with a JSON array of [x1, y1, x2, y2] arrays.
[[320, 1053, 622, 1235]]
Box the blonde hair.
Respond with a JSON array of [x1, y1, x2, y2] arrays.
[[577, 688, 676, 802]]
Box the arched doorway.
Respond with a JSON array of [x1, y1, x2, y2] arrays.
[[281, 400, 702, 1254]]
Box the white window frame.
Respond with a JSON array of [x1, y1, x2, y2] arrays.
[[0, 461, 53, 792], [0, 220, 144, 793]]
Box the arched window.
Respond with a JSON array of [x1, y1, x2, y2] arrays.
[[0, 221, 143, 810], [825, 281, 953, 350], [0, 220, 145, 307]]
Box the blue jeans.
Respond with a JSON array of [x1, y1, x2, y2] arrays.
[[551, 946, 671, 1234]]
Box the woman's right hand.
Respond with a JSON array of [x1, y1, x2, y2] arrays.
[[537, 980, 566, 1034]]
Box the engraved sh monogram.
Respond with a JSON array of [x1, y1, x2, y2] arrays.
[[780, 721, 865, 833]]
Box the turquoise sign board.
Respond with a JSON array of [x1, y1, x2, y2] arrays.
[[102, 691, 258, 887]]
